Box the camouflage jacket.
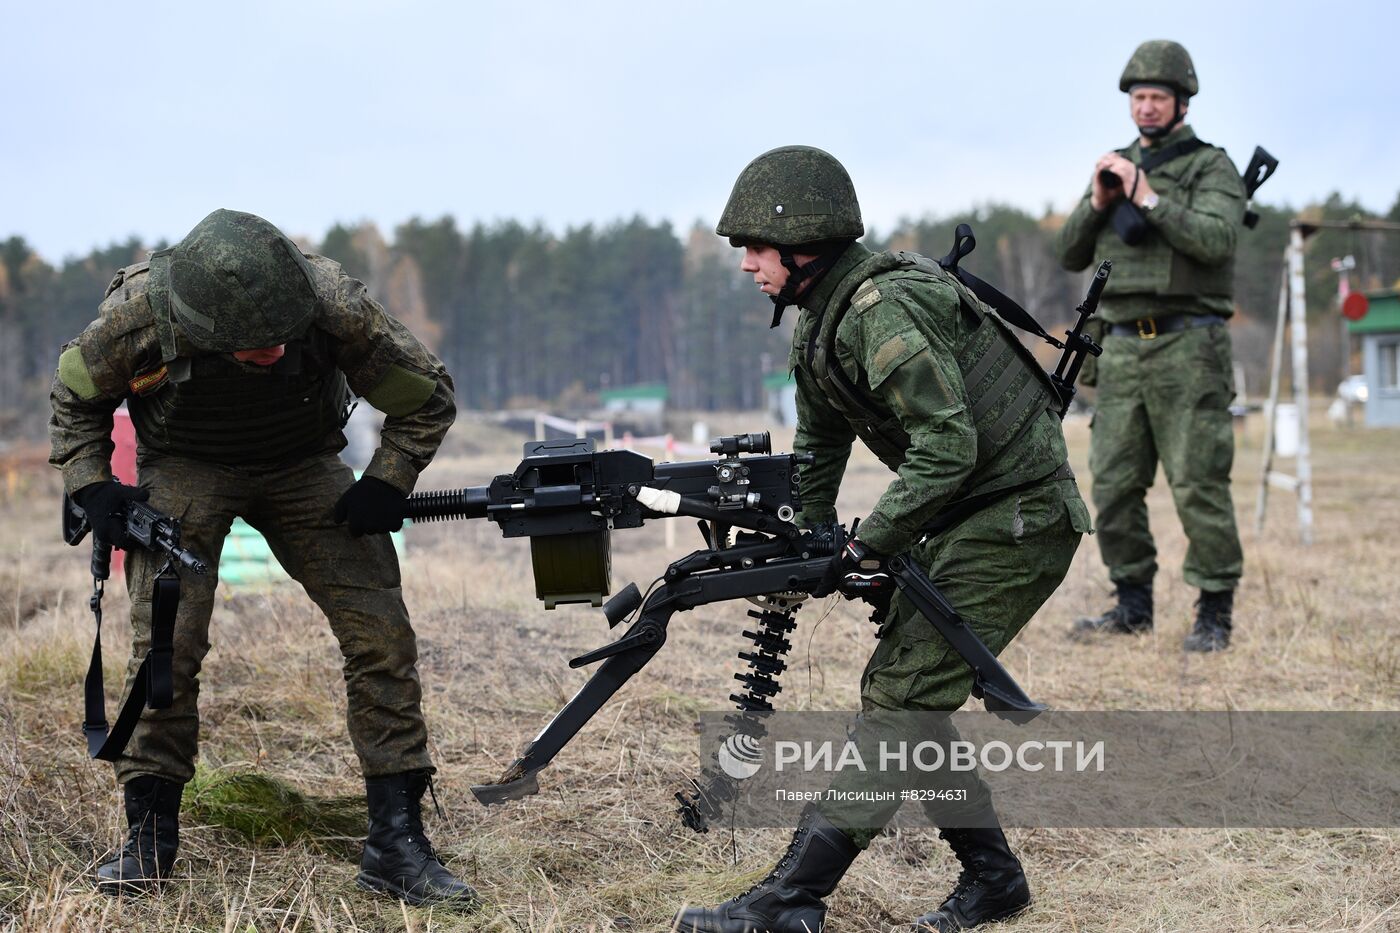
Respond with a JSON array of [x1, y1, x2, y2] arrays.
[[790, 242, 1068, 556], [50, 253, 455, 495], [1055, 125, 1245, 323]]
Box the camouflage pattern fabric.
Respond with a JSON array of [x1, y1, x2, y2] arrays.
[[716, 145, 863, 247], [1056, 126, 1245, 318], [164, 209, 319, 353], [1055, 124, 1245, 594], [49, 230, 455, 785], [116, 447, 431, 783], [781, 241, 1087, 845], [50, 253, 454, 496], [817, 476, 1087, 846], [1120, 39, 1199, 96], [1088, 326, 1243, 591], [789, 242, 1070, 557]]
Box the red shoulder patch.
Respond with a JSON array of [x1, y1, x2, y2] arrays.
[[128, 365, 169, 396]]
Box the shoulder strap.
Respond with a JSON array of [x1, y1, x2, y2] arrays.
[[146, 249, 182, 364], [937, 224, 1062, 349], [1138, 137, 1208, 173]]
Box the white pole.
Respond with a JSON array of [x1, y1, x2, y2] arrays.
[[1255, 259, 1290, 534], [663, 428, 677, 549], [1288, 226, 1314, 546]]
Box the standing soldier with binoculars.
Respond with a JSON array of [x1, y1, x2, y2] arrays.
[[1056, 40, 1246, 652]]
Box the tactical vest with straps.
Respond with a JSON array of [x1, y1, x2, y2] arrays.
[[1098, 134, 1238, 299], [799, 249, 1062, 499], [129, 250, 352, 464]]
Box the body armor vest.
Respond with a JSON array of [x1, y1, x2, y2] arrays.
[[132, 252, 351, 464], [801, 250, 1060, 498], [1096, 140, 1236, 299]]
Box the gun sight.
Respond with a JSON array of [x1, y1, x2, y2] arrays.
[[710, 432, 770, 456]]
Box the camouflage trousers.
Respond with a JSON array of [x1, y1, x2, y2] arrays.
[[818, 476, 1088, 846], [116, 448, 432, 785], [1088, 323, 1244, 592]]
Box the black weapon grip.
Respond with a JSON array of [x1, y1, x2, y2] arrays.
[[62, 492, 90, 546], [1084, 259, 1112, 309], [885, 554, 1046, 720], [91, 541, 112, 582], [1243, 146, 1279, 197]]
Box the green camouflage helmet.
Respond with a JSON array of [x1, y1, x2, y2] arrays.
[[1120, 40, 1198, 98], [716, 146, 863, 248], [168, 209, 318, 352]]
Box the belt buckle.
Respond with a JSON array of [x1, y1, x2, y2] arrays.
[[1136, 318, 1158, 339]]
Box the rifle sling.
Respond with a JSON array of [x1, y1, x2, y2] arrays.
[[1135, 136, 1207, 173], [85, 568, 179, 761], [1108, 137, 1209, 246], [937, 224, 1060, 348]]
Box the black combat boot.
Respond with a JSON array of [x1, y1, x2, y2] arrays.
[[1071, 581, 1153, 636], [910, 827, 1030, 931], [95, 775, 183, 895], [1183, 589, 1233, 652], [357, 771, 479, 908], [675, 807, 860, 933]]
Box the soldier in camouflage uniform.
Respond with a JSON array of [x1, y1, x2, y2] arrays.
[[676, 147, 1089, 933], [50, 209, 477, 907], [1056, 41, 1244, 652]]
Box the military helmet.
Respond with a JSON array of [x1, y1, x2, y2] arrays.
[[1120, 40, 1198, 98], [168, 209, 318, 353], [716, 146, 864, 248]]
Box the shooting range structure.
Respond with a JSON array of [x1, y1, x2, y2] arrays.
[[1255, 218, 1400, 545]]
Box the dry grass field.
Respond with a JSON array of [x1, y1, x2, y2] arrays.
[[1, 407, 1396, 932]]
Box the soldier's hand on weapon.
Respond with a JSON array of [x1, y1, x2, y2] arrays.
[[334, 476, 406, 537], [835, 537, 894, 603], [72, 479, 150, 548]]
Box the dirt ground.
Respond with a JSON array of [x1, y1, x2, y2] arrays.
[[0, 407, 1396, 932]]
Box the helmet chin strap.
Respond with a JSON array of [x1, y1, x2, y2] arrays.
[[768, 247, 840, 328]]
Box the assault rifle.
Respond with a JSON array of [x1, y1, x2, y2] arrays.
[[63, 489, 207, 760], [1050, 259, 1111, 412], [405, 433, 1046, 827]]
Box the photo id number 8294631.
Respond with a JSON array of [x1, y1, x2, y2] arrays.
[[901, 789, 969, 802]]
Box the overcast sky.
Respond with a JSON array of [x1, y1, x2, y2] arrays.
[[5, 0, 1395, 261]]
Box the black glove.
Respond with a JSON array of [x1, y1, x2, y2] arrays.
[[835, 536, 892, 600], [333, 476, 406, 537], [72, 479, 149, 548]]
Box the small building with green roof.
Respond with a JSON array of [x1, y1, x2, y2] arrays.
[[601, 382, 668, 417], [1346, 289, 1400, 427]]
